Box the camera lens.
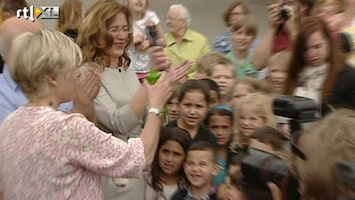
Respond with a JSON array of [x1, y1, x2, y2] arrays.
[[280, 8, 290, 21]]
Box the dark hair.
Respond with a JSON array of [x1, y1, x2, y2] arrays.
[[178, 79, 211, 104], [150, 127, 192, 193], [230, 154, 244, 166], [200, 78, 221, 101], [188, 141, 218, 162], [204, 105, 234, 126], [284, 16, 346, 104], [223, 1, 250, 27], [250, 126, 286, 151]]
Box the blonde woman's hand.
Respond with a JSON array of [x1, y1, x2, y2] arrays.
[[144, 71, 172, 109], [73, 65, 101, 122]]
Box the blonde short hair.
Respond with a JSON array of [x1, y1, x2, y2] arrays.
[[196, 51, 226, 75], [266, 51, 291, 72], [8, 29, 82, 101], [294, 109, 355, 199], [234, 93, 277, 146], [233, 77, 272, 94]]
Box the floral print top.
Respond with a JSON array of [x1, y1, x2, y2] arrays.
[[0, 106, 145, 200]]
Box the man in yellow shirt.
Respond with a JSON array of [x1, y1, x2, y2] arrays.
[[164, 4, 211, 79]]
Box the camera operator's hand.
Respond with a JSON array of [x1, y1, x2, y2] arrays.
[[268, 3, 283, 28], [150, 46, 172, 71], [267, 182, 282, 200], [283, 4, 298, 38]]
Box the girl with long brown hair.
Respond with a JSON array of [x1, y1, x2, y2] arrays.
[[284, 16, 355, 115]]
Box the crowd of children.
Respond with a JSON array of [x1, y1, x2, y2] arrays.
[[1, 0, 355, 199]]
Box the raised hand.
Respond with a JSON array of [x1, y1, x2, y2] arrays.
[[73, 65, 101, 123], [144, 72, 173, 109], [166, 60, 193, 83], [267, 182, 282, 200]]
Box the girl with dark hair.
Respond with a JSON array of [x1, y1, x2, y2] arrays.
[[166, 80, 217, 145], [145, 127, 192, 200], [284, 16, 355, 115], [204, 105, 236, 187]]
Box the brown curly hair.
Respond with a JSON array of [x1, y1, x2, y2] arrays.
[[77, 0, 133, 69]]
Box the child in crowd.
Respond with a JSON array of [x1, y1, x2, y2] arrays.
[[204, 105, 235, 187], [145, 127, 192, 200], [166, 83, 182, 121], [166, 80, 217, 145], [266, 51, 291, 96], [233, 93, 277, 148], [194, 52, 226, 80], [249, 126, 290, 161], [316, 0, 342, 24], [231, 77, 270, 107], [216, 152, 244, 200], [200, 78, 221, 108], [125, 0, 166, 82], [172, 141, 219, 200], [210, 56, 237, 105], [226, 14, 259, 79]]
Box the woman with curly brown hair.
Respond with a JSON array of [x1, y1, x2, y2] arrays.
[[76, 1, 191, 199]]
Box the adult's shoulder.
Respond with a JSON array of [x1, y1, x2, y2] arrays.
[[185, 29, 209, 42]]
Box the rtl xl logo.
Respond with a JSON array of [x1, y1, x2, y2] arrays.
[[16, 5, 60, 22]]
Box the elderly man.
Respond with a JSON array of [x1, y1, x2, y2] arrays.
[[0, 16, 101, 124], [164, 4, 211, 79]]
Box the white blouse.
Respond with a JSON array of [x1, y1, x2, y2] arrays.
[[294, 63, 329, 105]]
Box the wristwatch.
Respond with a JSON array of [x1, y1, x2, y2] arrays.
[[148, 108, 163, 116]]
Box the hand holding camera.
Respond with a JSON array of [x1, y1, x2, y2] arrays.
[[269, 1, 298, 35]]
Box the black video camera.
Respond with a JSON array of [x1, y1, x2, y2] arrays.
[[241, 149, 300, 200], [240, 96, 318, 200], [146, 25, 158, 46]]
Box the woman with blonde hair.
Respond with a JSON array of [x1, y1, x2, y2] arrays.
[[76, 1, 191, 199], [0, 29, 173, 200], [57, 0, 84, 40]]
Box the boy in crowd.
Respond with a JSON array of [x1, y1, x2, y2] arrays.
[[172, 141, 219, 200]]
